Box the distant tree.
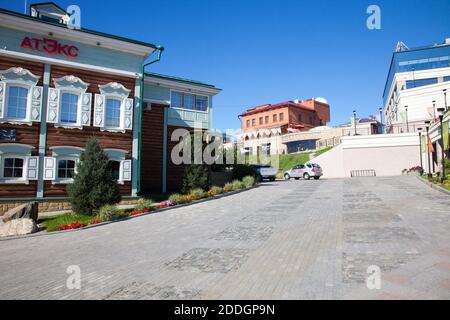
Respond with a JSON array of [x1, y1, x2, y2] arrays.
[[67, 137, 121, 215], [181, 164, 209, 193]]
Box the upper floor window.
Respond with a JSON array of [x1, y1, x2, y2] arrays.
[[252, 119, 256, 126], [279, 113, 284, 121], [48, 75, 91, 129], [105, 98, 121, 128], [0, 67, 42, 125], [60, 92, 79, 124], [273, 114, 277, 122], [298, 114, 302, 122], [444, 76, 450, 82], [3, 158, 24, 178], [259, 117, 263, 125], [406, 78, 438, 89], [265, 116, 269, 124], [7, 86, 28, 119], [171, 91, 209, 112], [246, 120, 250, 128]]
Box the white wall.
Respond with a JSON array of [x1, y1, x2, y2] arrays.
[[309, 133, 421, 178]]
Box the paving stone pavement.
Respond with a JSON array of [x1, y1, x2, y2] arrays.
[[0, 176, 449, 300]]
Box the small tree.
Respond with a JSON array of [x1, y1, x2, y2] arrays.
[[67, 137, 121, 215], [181, 164, 209, 193]]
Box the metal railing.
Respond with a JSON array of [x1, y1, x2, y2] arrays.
[[350, 170, 376, 177]]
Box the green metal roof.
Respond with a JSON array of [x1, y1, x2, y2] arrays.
[[0, 7, 161, 50], [145, 72, 219, 89]]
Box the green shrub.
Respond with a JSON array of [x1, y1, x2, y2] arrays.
[[209, 186, 223, 196], [231, 180, 245, 190], [232, 164, 255, 180], [67, 137, 121, 215], [97, 204, 120, 221], [168, 193, 183, 205], [242, 176, 255, 188], [135, 198, 153, 211], [181, 164, 209, 194], [190, 188, 206, 200], [223, 182, 234, 192]]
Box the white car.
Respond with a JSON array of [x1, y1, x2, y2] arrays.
[[284, 163, 323, 180], [253, 165, 277, 181]]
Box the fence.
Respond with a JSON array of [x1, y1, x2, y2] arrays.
[[350, 169, 377, 177]]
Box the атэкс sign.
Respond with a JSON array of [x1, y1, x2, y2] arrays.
[[20, 36, 79, 58]]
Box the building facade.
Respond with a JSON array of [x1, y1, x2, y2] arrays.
[[239, 98, 330, 155], [383, 39, 450, 134], [0, 3, 220, 205]]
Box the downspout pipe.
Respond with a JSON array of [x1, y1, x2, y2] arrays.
[[137, 46, 164, 194]]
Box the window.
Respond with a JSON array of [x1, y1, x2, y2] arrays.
[[309, 116, 313, 124], [406, 78, 438, 89], [273, 114, 277, 122], [246, 119, 250, 128], [7, 86, 28, 119], [184, 94, 195, 110], [57, 159, 76, 179], [298, 114, 302, 122], [279, 113, 284, 121], [110, 161, 121, 181], [444, 76, 450, 82], [60, 92, 78, 124], [171, 91, 209, 111], [195, 96, 208, 112], [105, 98, 121, 128], [265, 116, 269, 124], [259, 117, 263, 125], [3, 158, 24, 178], [252, 119, 256, 126]]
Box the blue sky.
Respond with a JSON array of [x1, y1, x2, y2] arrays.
[[1, 0, 449, 130]]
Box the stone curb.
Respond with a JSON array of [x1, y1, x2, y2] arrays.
[[415, 175, 450, 196], [0, 185, 259, 242]]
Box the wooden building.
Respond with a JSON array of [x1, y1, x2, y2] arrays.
[[0, 2, 220, 204]]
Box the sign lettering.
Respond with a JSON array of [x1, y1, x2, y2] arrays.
[[20, 36, 78, 58]]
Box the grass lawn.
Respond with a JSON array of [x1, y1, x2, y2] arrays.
[[38, 208, 133, 232], [313, 146, 333, 157], [278, 153, 311, 172]]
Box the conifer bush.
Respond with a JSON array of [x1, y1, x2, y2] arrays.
[[67, 137, 121, 215]]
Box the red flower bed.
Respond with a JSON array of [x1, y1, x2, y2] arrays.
[[129, 209, 151, 216], [89, 219, 103, 225], [57, 222, 87, 230]]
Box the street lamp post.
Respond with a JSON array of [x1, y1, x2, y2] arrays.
[[437, 107, 446, 182], [425, 120, 431, 177], [444, 89, 448, 112], [353, 110, 357, 135], [418, 128, 423, 175], [405, 105, 409, 133], [379, 107, 383, 134]]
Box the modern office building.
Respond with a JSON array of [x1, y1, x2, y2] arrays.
[[238, 98, 330, 155], [0, 2, 220, 209], [383, 39, 450, 134]]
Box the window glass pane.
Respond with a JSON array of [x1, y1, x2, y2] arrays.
[[171, 92, 183, 108], [60, 93, 78, 123], [3, 157, 24, 178], [195, 95, 208, 111], [7, 86, 28, 119], [406, 78, 438, 89], [110, 161, 120, 180], [184, 94, 195, 110], [58, 159, 76, 179], [105, 99, 121, 128]]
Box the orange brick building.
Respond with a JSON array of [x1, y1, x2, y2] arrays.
[[239, 98, 330, 155]]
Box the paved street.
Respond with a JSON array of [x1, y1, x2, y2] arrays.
[[0, 176, 449, 299]]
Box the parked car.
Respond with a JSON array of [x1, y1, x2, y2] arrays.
[[252, 164, 277, 181], [284, 163, 323, 180]]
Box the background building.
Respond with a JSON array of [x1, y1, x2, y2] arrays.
[[238, 98, 330, 155], [383, 39, 450, 134]]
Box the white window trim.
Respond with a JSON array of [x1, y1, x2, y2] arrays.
[[0, 154, 29, 184], [170, 90, 209, 114], [2, 82, 33, 125], [53, 156, 78, 184], [56, 90, 83, 129], [103, 95, 126, 133]]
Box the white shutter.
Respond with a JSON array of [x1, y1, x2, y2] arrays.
[[121, 160, 132, 181], [43, 157, 56, 180], [30, 86, 43, 122], [47, 88, 59, 123], [122, 98, 133, 130], [26, 156, 39, 180], [0, 82, 5, 119], [81, 93, 92, 126], [94, 94, 105, 127]]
